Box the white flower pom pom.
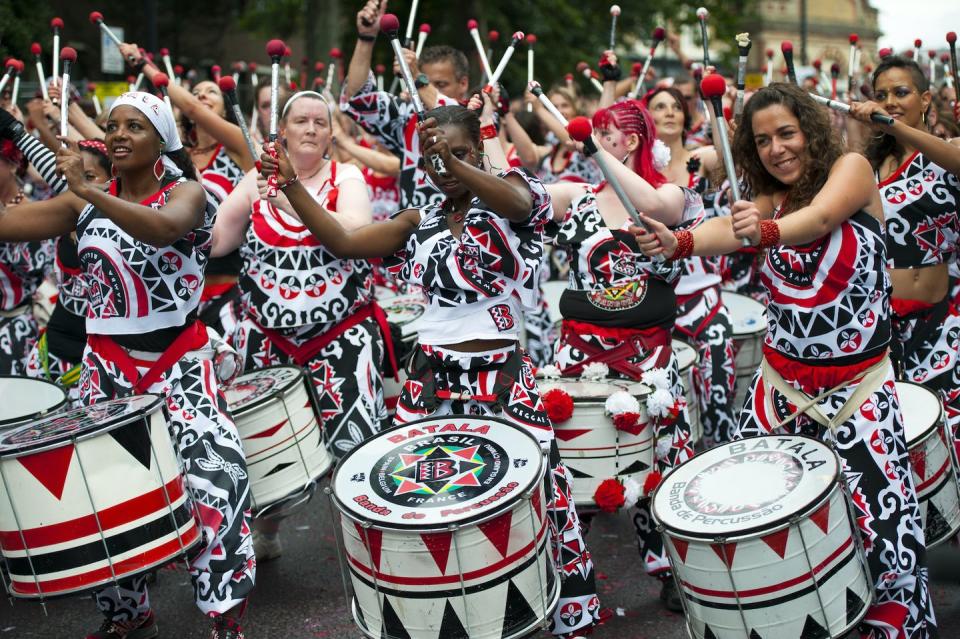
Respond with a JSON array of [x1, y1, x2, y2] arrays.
[[656, 434, 673, 459], [605, 390, 640, 416], [538, 364, 562, 379], [641, 367, 671, 391], [647, 388, 674, 418], [581, 362, 610, 381], [652, 138, 671, 172], [623, 476, 643, 506]]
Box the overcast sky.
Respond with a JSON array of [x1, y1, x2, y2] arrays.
[[874, 0, 958, 52]]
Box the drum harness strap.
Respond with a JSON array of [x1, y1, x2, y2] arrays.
[[674, 285, 723, 340], [558, 320, 672, 381], [760, 353, 891, 431], [406, 344, 524, 410], [37, 331, 81, 387]]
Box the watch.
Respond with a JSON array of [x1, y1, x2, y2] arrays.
[[413, 73, 429, 89]]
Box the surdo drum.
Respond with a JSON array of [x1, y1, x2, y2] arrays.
[[538, 378, 654, 508], [330, 416, 559, 639], [224, 366, 332, 518], [898, 381, 960, 548], [672, 339, 701, 444], [653, 435, 872, 639], [380, 292, 427, 415], [0, 376, 68, 429], [0, 395, 201, 598], [720, 291, 766, 411]]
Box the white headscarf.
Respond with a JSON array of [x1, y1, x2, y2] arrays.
[[108, 91, 184, 177]]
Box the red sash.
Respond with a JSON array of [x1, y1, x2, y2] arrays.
[[200, 281, 238, 302], [559, 319, 672, 380]]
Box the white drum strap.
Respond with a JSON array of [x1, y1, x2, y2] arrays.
[[761, 354, 890, 431]]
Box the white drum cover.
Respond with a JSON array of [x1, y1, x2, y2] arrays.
[[226, 366, 332, 516], [0, 376, 68, 428], [0, 395, 200, 598], [332, 416, 558, 639], [899, 382, 960, 548], [721, 291, 767, 411], [653, 435, 871, 639], [540, 379, 654, 507]]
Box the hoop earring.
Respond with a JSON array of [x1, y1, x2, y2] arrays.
[[153, 157, 164, 181]]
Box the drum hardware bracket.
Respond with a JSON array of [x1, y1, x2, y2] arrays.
[[713, 535, 751, 637], [323, 487, 354, 615], [524, 492, 551, 630], [449, 523, 473, 632], [73, 437, 124, 603], [793, 511, 832, 632], [0, 463, 46, 613], [357, 520, 386, 630]]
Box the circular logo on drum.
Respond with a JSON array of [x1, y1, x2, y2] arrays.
[[0, 397, 146, 449], [226, 376, 277, 410], [371, 434, 508, 508], [683, 451, 804, 516]]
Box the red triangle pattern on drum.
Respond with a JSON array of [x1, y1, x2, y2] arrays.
[[553, 429, 591, 442], [394, 479, 424, 496], [672, 538, 689, 564], [18, 444, 74, 500], [531, 489, 543, 523], [248, 419, 288, 439], [710, 542, 737, 568], [909, 449, 926, 481], [354, 523, 383, 570], [761, 528, 790, 559], [478, 511, 513, 558], [451, 445, 480, 461], [420, 531, 453, 574], [810, 501, 830, 535]]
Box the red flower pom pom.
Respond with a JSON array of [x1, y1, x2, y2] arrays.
[[593, 478, 626, 513], [612, 412, 645, 436], [643, 470, 663, 496], [543, 388, 574, 424], [660, 399, 684, 426]]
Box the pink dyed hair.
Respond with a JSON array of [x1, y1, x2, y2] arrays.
[[592, 99, 667, 188]]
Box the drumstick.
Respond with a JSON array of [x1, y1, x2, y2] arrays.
[[577, 62, 604, 93], [132, 49, 148, 91], [526, 34, 536, 112], [89, 11, 138, 66], [609, 5, 621, 50], [31, 43, 49, 101], [734, 33, 750, 120], [412, 23, 429, 58], [381, 13, 448, 176], [126, 74, 136, 92], [947, 33, 960, 100], [847, 34, 858, 99], [219, 76, 259, 163], [878, 47, 893, 60], [58, 47, 77, 146], [88, 82, 101, 116], [701, 73, 750, 247], [211, 64, 222, 84], [529, 81, 568, 126], [830, 62, 840, 100], [485, 30, 524, 91], [50, 17, 63, 83], [152, 72, 172, 111], [764, 48, 774, 85], [265, 38, 286, 197], [486, 30, 499, 75], [283, 46, 293, 87], [808, 92, 894, 126], [467, 19, 495, 83], [781, 41, 797, 85], [565, 73, 574, 91], [914, 38, 923, 63], [942, 53, 954, 90], [10, 60, 23, 106], [160, 47, 175, 82], [696, 8, 711, 67], [374, 63, 385, 92], [928, 50, 938, 84], [404, 0, 421, 45], [0, 59, 16, 97], [631, 27, 665, 98]]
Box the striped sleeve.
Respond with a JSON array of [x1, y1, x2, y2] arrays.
[[16, 133, 67, 194]]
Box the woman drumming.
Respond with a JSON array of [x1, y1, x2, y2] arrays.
[[121, 43, 257, 340], [0, 92, 253, 639], [849, 57, 960, 453], [646, 86, 738, 446], [258, 104, 600, 638], [542, 99, 698, 612], [636, 83, 937, 638]]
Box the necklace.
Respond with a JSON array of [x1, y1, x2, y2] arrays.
[[6, 189, 25, 206]]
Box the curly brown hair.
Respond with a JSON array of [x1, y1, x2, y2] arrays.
[[732, 83, 843, 210]]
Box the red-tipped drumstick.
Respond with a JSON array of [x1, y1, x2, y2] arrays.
[[88, 82, 102, 116], [89, 11, 136, 65], [404, 0, 421, 45], [326, 47, 341, 90], [265, 38, 287, 196], [808, 92, 893, 126], [632, 26, 665, 97], [416, 24, 431, 58], [526, 34, 536, 111], [0, 59, 16, 97], [565, 73, 574, 90], [781, 41, 797, 85], [487, 30, 499, 69], [609, 5, 621, 50], [8, 60, 23, 106], [249, 61, 259, 86], [283, 46, 293, 86], [218, 76, 258, 163], [830, 62, 840, 99], [701, 73, 748, 246], [848, 34, 858, 99], [578, 61, 604, 93], [31, 43, 49, 101], [486, 31, 524, 91], [50, 17, 63, 81], [947, 33, 959, 100], [467, 19, 495, 82], [529, 81, 568, 126], [160, 47, 176, 83], [58, 47, 77, 144], [734, 33, 751, 119], [878, 47, 892, 59], [374, 63, 385, 92], [152, 72, 172, 111], [211, 64, 222, 83], [914, 38, 923, 62], [765, 48, 774, 85], [126, 74, 136, 91], [928, 50, 938, 83]]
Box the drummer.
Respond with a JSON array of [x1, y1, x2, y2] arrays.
[[257, 103, 600, 638], [0, 93, 254, 639], [634, 83, 937, 638]]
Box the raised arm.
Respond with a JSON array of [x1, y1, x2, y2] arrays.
[[0, 191, 81, 242], [503, 109, 550, 171], [592, 142, 685, 225], [211, 169, 258, 257], [344, 0, 386, 100], [0, 109, 66, 194]]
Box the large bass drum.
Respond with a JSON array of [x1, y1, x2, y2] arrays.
[[0, 376, 67, 429], [653, 435, 872, 639], [331, 416, 559, 639]]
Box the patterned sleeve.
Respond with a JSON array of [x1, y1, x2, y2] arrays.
[[500, 167, 553, 230], [672, 186, 706, 230], [340, 71, 412, 158], [16, 133, 66, 195]]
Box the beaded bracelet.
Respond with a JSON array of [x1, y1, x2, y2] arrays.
[[758, 220, 781, 249], [672, 230, 694, 260], [278, 175, 300, 190]]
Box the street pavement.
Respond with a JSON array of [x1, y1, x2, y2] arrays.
[[4, 484, 959, 638]]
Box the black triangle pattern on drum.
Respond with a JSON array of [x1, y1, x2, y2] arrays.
[[619, 458, 651, 474], [703, 624, 718, 639], [567, 466, 591, 478], [109, 421, 152, 470], [846, 588, 866, 625], [502, 579, 536, 637], [799, 614, 830, 639], [439, 599, 469, 639], [749, 630, 763, 639], [379, 596, 411, 639], [926, 500, 948, 539], [264, 462, 296, 477]]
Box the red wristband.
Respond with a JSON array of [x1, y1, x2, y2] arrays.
[[672, 230, 694, 260], [758, 220, 780, 249], [480, 124, 498, 141]]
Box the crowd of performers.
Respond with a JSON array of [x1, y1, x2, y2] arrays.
[[0, 1, 958, 638]]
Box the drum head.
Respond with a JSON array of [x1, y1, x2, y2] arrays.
[[653, 435, 839, 539], [897, 382, 943, 446], [333, 416, 543, 529], [381, 293, 427, 333], [0, 376, 68, 427], [539, 379, 628, 401], [721, 291, 766, 336], [225, 366, 304, 414], [0, 395, 163, 456], [672, 340, 697, 371]]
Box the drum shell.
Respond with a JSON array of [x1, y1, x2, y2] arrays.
[[660, 482, 872, 639], [0, 402, 200, 598], [721, 292, 766, 411], [228, 368, 332, 516], [0, 376, 68, 429], [338, 476, 558, 639], [672, 340, 701, 444]]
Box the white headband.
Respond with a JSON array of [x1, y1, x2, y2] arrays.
[[281, 90, 332, 119], [109, 92, 184, 177]]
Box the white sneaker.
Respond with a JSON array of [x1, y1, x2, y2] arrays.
[[252, 530, 283, 562]]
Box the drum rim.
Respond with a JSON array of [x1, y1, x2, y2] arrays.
[[0, 394, 164, 458], [720, 290, 767, 337], [331, 415, 547, 531], [226, 365, 306, 417], [651, 434, 842, 540], [379, 294, 427, 327], [0, 375, 69, 428], [896, 381, 946, 447]]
